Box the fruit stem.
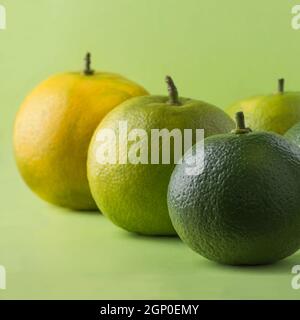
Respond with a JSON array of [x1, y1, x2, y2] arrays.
[[278, 78, 285, 94], [84, 52, 94, 76], [236, 111, 246, 130], [166, 76, 181, 106], [232, 111, 252, 134]]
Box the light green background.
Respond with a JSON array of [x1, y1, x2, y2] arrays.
[[1, 0, 300, 299]]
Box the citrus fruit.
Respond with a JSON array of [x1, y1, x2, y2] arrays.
[[226, 79, 300, 134], [14, 53, 148, 210], [87, 76, 234, 235], [285, 121, 300, 147], [168, 112, 300, 265]]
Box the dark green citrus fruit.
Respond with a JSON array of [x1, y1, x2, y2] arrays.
[[168, 112, 300, 265], [87, 77, 234, 235]]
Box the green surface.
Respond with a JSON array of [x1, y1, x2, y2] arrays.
[[2, 0, 300, 299], [1, 158, 300, 300]]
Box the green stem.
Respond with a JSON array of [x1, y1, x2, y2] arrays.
[[165, 76, 181, 105], [84, 52, 94, 76], [278, 78, 285, 94]]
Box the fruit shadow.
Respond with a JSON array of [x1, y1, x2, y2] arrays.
[[68, 208, 100, 215], [48, 203, 101, 216], [122, 231, 180, 243], [199, 252, 300, 275]]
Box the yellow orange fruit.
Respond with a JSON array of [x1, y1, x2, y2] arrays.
[[14, 54, 148, 210]]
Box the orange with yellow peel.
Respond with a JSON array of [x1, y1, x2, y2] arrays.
[[14, 53, 148, 210]]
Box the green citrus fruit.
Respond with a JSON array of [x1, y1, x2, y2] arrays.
[[226, 79, 300, 135], [13, 53, 148, 210], [168, 112, 300, 265], [87, 76, 234, 235]]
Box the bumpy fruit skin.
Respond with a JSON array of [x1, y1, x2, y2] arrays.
[[168, 131, 300, 265], [226, 92, 300, 134], [87, 95, 234, 235], [285, 122, 300, 147], [14, 72, 148, 210]]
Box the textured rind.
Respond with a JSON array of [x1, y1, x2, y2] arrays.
[[87, 95, 234, 235], [168, 132, 300, 265], [14, 72, 148, 210]]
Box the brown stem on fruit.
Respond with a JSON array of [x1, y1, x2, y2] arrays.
[[236, 111, 246, 130], [278, 78, 285, 94], [84, 52, 94, 76], [166, 76, 181, 106], [232, 111, 252, 134]]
